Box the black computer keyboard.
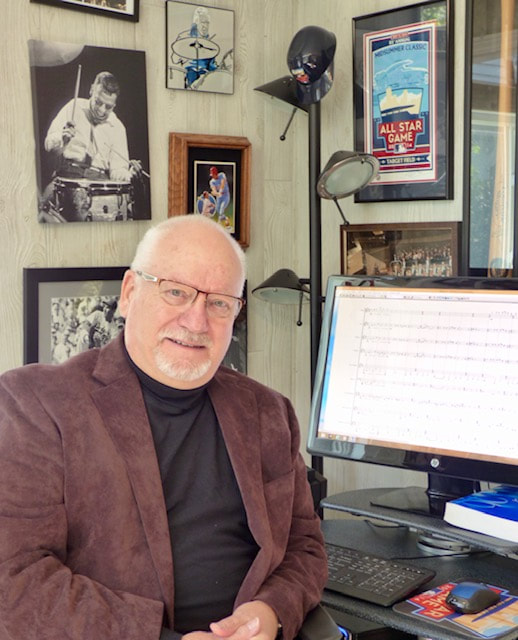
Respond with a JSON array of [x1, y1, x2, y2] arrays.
[[325, 542, 436, 607]]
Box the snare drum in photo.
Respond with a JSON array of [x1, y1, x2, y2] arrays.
[[52, 178, 134, 222]]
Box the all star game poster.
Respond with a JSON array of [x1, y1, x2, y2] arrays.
[[352, 1, 452, 202], [364, 19, 437, 185]]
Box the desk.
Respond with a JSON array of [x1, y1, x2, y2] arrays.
[[320, 490, 518, 640]]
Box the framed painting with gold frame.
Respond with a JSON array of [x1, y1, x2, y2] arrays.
[[168, 132, 251, 247]]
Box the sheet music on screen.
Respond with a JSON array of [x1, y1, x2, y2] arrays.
[[318, 287, 518, 465]]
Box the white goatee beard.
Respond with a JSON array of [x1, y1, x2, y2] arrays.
[[154, 329, 213, 382]]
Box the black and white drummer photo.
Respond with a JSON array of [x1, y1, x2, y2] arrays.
[[29, 40, 151, 223]]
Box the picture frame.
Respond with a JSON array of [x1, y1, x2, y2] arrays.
[[29, 0, 139, 22], [24, 266, 127, 365], [462, 0, 518, 277], [353, 0, 453, 201], [23, 266, 248, 373], [340, 222, 459, 276], [29, 40, 151, 223], [168, 132, 251, 248], [165, 1, 234, 94]]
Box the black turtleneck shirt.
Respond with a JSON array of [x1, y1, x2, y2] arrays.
[[128, 358, 259, 637]]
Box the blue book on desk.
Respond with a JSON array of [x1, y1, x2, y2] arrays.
[[443, 485, 518, 543]]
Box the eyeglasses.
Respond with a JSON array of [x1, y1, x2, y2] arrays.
[[135, 270, 244, 319]]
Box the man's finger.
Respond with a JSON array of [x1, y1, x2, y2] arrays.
[[210, 616, 260, 639]]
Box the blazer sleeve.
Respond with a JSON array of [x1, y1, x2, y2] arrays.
[[0, 368, 164, 640]]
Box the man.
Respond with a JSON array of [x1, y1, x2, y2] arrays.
[[184, 6, 218, 89], [42, 71, 143, 221], [45, 71, 141, 182], [209, 165, 231, 227], [0, 215, 327, 640], [197, 190, 216, 217]]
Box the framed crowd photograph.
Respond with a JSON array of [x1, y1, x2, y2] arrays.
[[353, 0, 453, 202], [168, 132, 251, 248], [23, 266, 127, 365], [29, 40, 151, 223], [165, 1, 234, 94], [340, 222, 459, 277], [30, 0, 139, 21]]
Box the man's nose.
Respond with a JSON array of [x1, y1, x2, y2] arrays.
[[177, 294, 210, 332]]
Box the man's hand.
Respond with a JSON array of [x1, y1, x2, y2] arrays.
[[128, 159, 143, 179], [209, 601, 279, 640], [62, 121, 76, 144]]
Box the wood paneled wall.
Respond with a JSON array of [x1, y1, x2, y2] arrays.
[[1, 0, 466, 499]]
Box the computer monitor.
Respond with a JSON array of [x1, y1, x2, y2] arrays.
[[307, 275, 518, 517]]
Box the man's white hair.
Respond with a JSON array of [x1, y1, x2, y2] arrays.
[[193, 6, 210, 24], [130, 214, 246, 286]]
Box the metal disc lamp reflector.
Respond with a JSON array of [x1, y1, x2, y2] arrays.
[[317, 151, 379, 225], [317, 151, 379, 200]]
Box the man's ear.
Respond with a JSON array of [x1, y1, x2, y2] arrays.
[[118, 269, 136, 318]]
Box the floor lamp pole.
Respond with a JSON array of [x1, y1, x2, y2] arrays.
[[308, 101, 323, 475]]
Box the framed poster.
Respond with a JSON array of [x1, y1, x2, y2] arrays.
[[23, 266, 127, 365], [29, 40, 151, 223], [166, 1, 234, 94], [168, 132, 251, 247], [30, 0, 139, 21], [340, 221, 459, 276], [353, 0, 453, 201]]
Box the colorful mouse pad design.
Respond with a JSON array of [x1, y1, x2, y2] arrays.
[[393, 582, 518, 638]]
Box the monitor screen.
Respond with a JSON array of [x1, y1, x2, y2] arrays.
[[307, 275, 518, 516]]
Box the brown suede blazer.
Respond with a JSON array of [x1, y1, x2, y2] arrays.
[[0, 335, 327, 640]]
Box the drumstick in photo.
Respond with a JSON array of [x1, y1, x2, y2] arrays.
[[70, 64, 82, 125], [487, 0, 515, 277], [105, 143, 151, 179]]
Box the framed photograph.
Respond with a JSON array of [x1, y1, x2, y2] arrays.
[[30, 0, 139, 22], [166, 1, 234, 94], [23, 266, 127, 365], [223, 285, 247, 374], [168, 132, 251, 248], [340, 222, 459, 276], [24, 266, 248, 372], [353, 0, 453, 201], [29, 40, 151, 223]]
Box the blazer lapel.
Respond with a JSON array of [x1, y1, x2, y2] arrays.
[[209, 372, 272, 554], [91, 339, 175, 616]]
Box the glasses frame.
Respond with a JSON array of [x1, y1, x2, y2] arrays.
[[134, 270, 245, 318]]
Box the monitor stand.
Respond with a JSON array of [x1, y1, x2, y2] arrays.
[[369, 474, 480, 553], [369, 473, 480, 518]]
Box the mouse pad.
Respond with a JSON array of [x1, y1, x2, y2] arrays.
[[392, 582, 518, 638]]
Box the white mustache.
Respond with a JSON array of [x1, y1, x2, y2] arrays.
[[159, 328, 212, 348]]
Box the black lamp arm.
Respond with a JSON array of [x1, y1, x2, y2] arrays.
[[332, 197, 349, 226], [280, 107, 298, 141]]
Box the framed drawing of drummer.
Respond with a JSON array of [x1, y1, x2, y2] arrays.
[[166, 1, 234, 94], [29, 40, 151, 223]]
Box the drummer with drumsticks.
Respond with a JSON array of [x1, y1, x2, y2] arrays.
[[41, 70, 148, 221]]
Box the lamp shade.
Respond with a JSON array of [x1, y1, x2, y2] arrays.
[[252, 269, 309, 304], [317, 150, 379, 199], [254, 75, 309, 113]]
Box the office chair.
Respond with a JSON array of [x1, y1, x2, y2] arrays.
[[298, 603, 343, 640]]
